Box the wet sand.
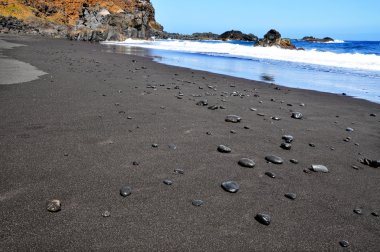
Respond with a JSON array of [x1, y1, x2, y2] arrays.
[[0, 34, 379, 251]]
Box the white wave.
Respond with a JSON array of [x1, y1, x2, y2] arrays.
[[325, 39, 345, 43], [102, 39, 380, 71]]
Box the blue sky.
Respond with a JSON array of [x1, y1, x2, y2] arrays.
[[151, 0, 380, 40]]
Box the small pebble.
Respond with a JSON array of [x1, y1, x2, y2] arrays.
[[192, 199, 204, 207], [221, 181, 240, 193], [371, 212, 379, 217], [291, 112, 303, 119], [132, 161, 139, 166], [225, 115, 242, 123], [47, 199, 61, 212], [271, 116, 281, 121], [284, 193, 297, 200], [290, 159, 299, 164], [196, 100, 208, 106], [282, 135, 294, 143], [230, 130, 236, 134], [152, 143, 159, 148], [280, 143, 291, 150], [265, 155, 284, 164], [255, 213, 271, 225], [168, 144, 177, 150], [339, 240, 350, 248], [163, 179, 173, 185], [102, 211, 111, 217], [120, 186, 132, 197], [265, 171, 276, 178], [217, 145, 232, 153], [309, 143, 316, 147], [310, 164, 329, 173], [174, 168, 184, 174], [206, 131, 212, 135], [244, 126, 250, 129], [346, 127, 354, 132], [238, 158, 256, 168], [353, 208, 363, 215], [370, 113, 376, 117]]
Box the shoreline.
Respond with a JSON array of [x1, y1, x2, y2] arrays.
[[0, 34, 379, 251]]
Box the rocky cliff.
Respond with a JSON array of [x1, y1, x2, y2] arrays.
[[0, 0, 163, 41]]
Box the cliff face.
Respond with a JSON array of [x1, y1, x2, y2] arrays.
[[0, 0, 163, 40]]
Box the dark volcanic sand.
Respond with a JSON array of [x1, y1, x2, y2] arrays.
[[0, 34, 379, 251]]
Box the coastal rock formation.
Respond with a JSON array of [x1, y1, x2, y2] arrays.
[[255, 29, 297, 50], [0, 0, 163, 41], [301, 36, 334, 42], [219, 30, 258, 41]]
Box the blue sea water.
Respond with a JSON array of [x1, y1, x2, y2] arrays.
[[102, 39, 380, 103]]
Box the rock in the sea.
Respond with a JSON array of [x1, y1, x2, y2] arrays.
[[238, 158, 256, 168], [291, 112, 303, 119], [339, 240, 350, 248], [255, 29, 297, 50], [120, 186, 132, 197], [282, 135, 294, 143], [255, 213, 271, 225], [47, 199, 61, 212], [310, 165, 329, 173], [285, 193, 297, 200], [265, 171, 276, 178], [280, 143, 292, 150], [217, 145, 232, 153], [192, 199, 204, 206], [265, 155, 284, 164], [225, 115, 242, 123], [221, 181, 240, 193]]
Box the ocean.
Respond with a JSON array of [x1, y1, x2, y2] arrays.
[[101, 39, 380, 103]]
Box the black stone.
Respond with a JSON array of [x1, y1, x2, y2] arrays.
[[225, 115, 242, 123], [47, 199, 61, 212], [192, 199, 204, 206], [371, 212, 379, 217], [291, 112, 303, 119], [339, 240, 350, 248], [370, 113, 376, 117], [271, 116, 281, 121], [238, 158, 256, 168], [280, 143, 291, 150], [346, 127, 354, 132], [265, 171, 276, 178], [230, 130, 237, 134], [282, 135, 294, 143], [152, 143, 159, 148], [132, 161, 139, 166], [217, 145, 232, 153], [221, 181, 240, 193], [309, 143, 316, 147], [255, 213, 271, 225], [163, 179, 173, 185], [265, 155, 284, 164], [285, 193, 297, 200], [120, 186, 132, 197], [208, 105, 219, 110]]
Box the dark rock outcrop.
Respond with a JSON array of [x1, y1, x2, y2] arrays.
[[219, 30, 258, 41], [255, 29, 297, 50], [300, 36, 334, 43]]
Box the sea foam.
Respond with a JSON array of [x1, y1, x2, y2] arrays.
[[103, 39, 380, 72]]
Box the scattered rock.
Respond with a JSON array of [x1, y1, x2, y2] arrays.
[[192, 199, 204, 207], [47, 199, 61, 212], [282, 135, 294, 143], [102, 211, 111, 217], [208, 105, 219, 110], [271, 116, 281, 121], [310, 164, 329, 173], [265, 155, 284, 164], [255, 213, 271, 225], [290, 159, 299, 164], [120, 186, 132, 197], [371, 212, 379, 217], [225, 115, 242, 123], [353, 208, 363, 215], [132, 161, 139, 166], [346, 127, 354, 132], [217, 145, 232, 153], [284, 193, 297, 200], [280, 143, 292, 150], [174, 169, 184, 175], [196, 99, 208, 106], [309, 143, 316, 147], [163, 179, 173, 185], [221, 181, 240, 193], [168, 144, 177, 150], [291, 112, 303, 119], [238, 158, 256, 168], [265, 172, 276, 178], [152, 143, 159, 148], [370, 113, 376, 117], [360, 158, 380, 168], [339, 240, 350, 248]]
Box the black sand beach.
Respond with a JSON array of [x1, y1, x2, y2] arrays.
[[0, 34, 379, 251]]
